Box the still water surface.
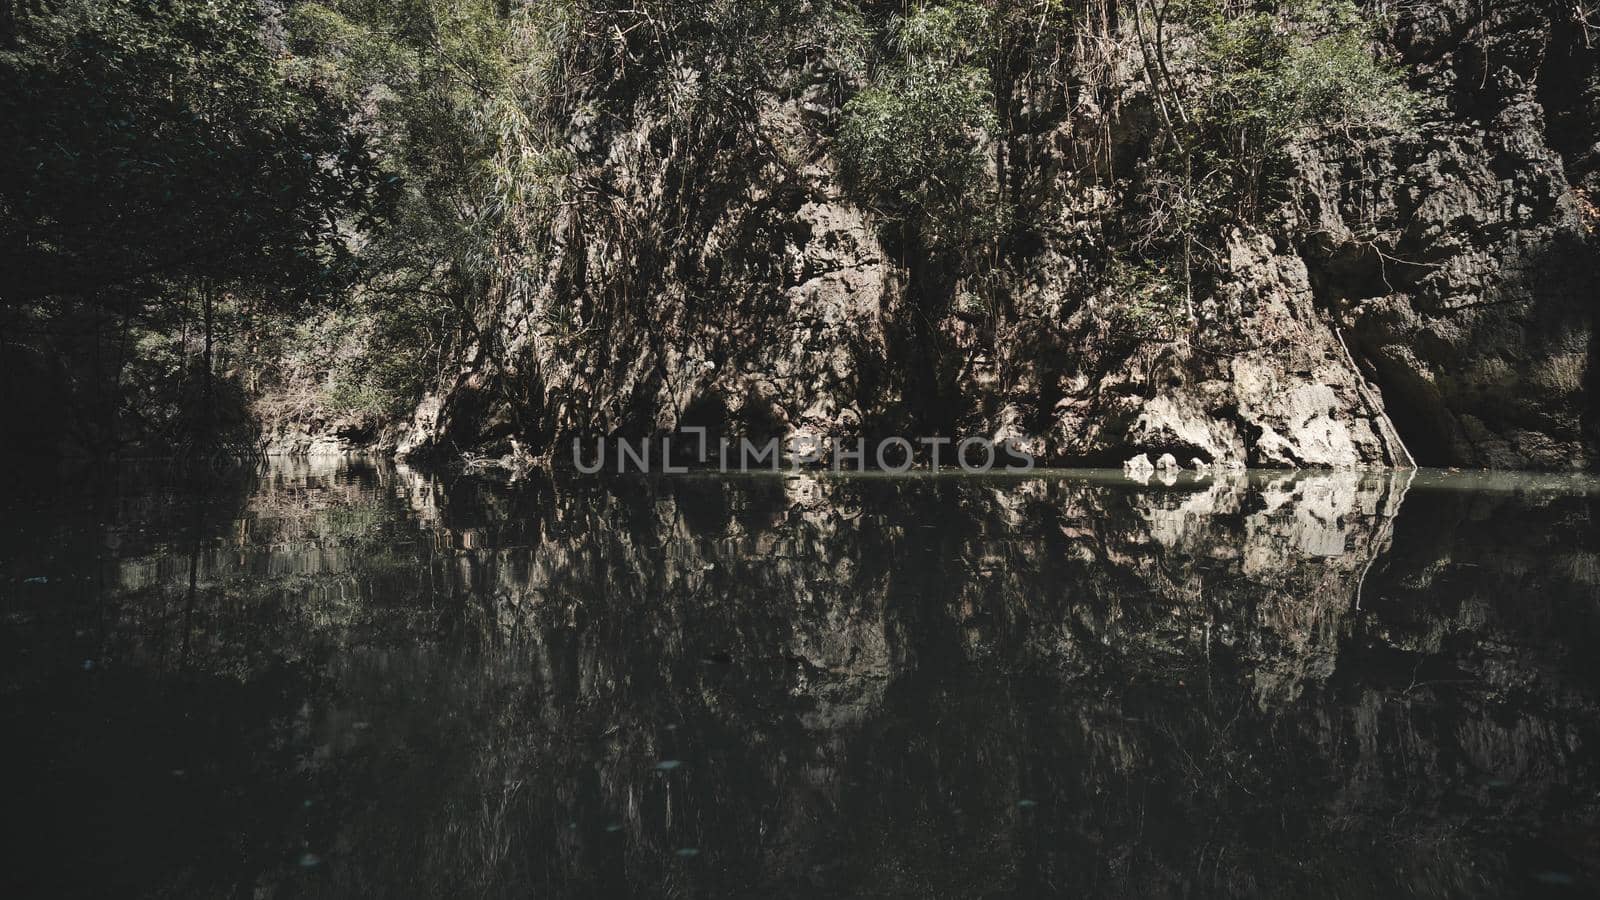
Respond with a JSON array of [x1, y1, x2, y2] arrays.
[[2, 460, 1598, 897]]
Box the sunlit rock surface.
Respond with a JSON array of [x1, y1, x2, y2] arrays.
[[400, 4, 1598, 471]]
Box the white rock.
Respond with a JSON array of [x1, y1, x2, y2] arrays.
[[1123, 454, 1155, 482]]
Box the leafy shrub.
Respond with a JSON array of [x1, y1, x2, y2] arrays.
[[281, 0, 578, 421], [1128, 0, 1416, 299], [1199, 0, 1415, 146], [837, 1, 1003, 248], [1102, 258, 1190, 341]]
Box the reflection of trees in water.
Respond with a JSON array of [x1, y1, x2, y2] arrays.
[[4, 464, 1598, 896]]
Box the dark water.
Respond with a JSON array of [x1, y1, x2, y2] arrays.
[[2, 460, 1598, 898]]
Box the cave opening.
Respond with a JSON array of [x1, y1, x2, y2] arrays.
[[1366, 362, 1458, 467]]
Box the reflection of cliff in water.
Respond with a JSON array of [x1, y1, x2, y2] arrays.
[[3, 463, 1598, 897]]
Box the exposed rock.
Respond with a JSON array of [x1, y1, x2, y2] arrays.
[[1123, 453, 1156, 481], [259, 420, 389, 458], [401, 3, 1596, 471], [1290, 1, 1600, 468]]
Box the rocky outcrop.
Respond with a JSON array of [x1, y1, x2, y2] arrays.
[[401, 1, 1597, 470], [257, 420, 390, 457], [1295, 0, 1600, 468]]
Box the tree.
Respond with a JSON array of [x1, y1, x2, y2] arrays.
[[0, 0, 389, 455], [0, 0, 387, 309], [838, 0, 1003, 250]]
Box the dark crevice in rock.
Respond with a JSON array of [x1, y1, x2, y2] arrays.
[[1360, 353, 1458, 468], [1535, 9, 1600, 190]]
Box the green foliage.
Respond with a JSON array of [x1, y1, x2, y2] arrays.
[[321, 293, 452, 421], [0, 0, 390, 455], [1125, 0, 1416, 302], [1102, 258, 1190, 341], [890, 0, 991, 62], [277, 0, 576, 421], [838, 1, 1003, 248], [0, 0, 388, 309], [1196, 0, 1414, 146]]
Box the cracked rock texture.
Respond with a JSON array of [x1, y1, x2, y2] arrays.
[[404, 1, 1598, 470]]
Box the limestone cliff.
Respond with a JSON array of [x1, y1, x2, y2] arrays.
[[400, 0, 1599, 469]]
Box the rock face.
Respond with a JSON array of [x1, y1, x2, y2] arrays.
[[1296, 0, 1600, 468], [402, 2, 1598, 470]]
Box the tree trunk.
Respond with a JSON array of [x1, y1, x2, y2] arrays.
[[202, 282, 214, 445]]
